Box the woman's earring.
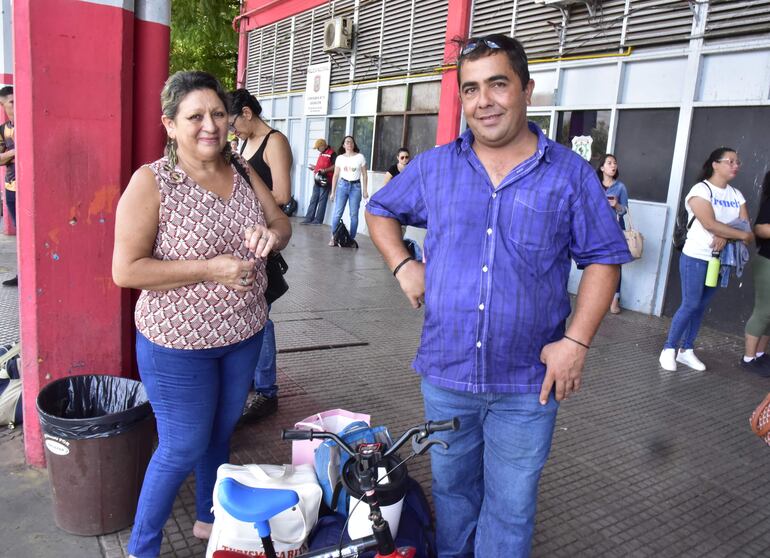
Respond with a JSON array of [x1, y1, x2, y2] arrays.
[[166, 137, 178, 168]]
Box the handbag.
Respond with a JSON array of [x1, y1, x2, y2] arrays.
[[623, 209, 643, 260], [749, 392, 770, 446], [206, 463, 323, 558], [291, 408, 371, 466], [264, 252, 289, 305]]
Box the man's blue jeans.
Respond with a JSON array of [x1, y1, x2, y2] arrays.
[[304, 183, 329, 224], [331, 178, 362, 238], [254, 312, 278, 398], [128, 330, 264, 558], [664, 252, 718, 350], [422, 380, 558, 558]]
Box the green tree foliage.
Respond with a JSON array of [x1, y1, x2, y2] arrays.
[[170, 0, 241, 90]]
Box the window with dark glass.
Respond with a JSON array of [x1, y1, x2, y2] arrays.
[[372, 81, 441, 171], [556, 110, 611, 167]]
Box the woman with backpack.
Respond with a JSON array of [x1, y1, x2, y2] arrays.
[[659, 147, 754, 372], [742, 171, 770, 375], [329, 135, 368, 246]]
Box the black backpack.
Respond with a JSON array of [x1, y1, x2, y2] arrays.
[[672, 181, 711, 251], [333, 221, 358, 248]]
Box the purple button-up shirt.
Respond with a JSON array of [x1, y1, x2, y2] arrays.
[[367, 124, 632, 394]]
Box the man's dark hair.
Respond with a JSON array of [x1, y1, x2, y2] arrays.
[[0, 86, 13, 99], [229, 88, 263, 117], [455, 34, 530, 90]]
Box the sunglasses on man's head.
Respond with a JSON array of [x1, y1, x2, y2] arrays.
[[461, 37, 503, 57]]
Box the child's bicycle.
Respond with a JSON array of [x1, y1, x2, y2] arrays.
[[213, 418, 459, 558]]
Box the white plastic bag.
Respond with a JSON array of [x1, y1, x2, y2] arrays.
[[206, 463, 322, 558]]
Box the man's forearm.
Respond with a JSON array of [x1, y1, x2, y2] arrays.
[[567, 263, 619, 346], [365, 212, 410, 271]]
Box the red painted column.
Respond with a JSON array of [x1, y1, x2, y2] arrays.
[[436, 0, 472, 145], [14, 0, 135, 466]]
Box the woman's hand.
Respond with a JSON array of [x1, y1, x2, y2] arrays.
[[711, 235, 727, 252], [607, 197, 617, 209], [742, 230, 756, 246], [208, 254, 256, 291], [244, 225, 278, 258]]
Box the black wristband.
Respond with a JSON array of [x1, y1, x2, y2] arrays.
[[563, 334, 590, 350], [393, 256, 415, 277]]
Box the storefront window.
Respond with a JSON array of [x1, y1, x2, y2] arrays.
[[327, 117, 347, 153], [373, 115, 404, 171], [380, 85, 407, 112], [528, 114, 551, 138], [353, 116, 374, 166], [556, 110, 610, 166], [406, 114, 438, 158]]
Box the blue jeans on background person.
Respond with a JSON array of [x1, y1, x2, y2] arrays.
[[5, 187, 15, 225], [254, 310, 278, 398], [128, 330, 264, 558], [331, 178, 362, 238], [421, 379, 559, 558], [664, 252, 719, 350], [303, 183, 329, 224]]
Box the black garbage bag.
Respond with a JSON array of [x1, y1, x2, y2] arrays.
[[37, 374, 151, 439]]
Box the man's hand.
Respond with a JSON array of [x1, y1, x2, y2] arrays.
[[539, 338, 588, 404], [395, 259, 425, 308]]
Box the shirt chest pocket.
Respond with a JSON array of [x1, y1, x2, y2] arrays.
[[509, 190, 565, 251]]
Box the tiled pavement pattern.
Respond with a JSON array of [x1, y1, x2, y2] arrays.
[[3, 219, 770, 557]]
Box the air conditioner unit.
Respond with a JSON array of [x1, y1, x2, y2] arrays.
[[323, 17, 354, 53]]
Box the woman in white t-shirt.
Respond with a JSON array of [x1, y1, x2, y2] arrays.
[[659, 147, 754, 372], [329, 135, 369, 246]]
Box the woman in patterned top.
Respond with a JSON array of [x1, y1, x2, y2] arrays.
[[112, 71, 291, 558]]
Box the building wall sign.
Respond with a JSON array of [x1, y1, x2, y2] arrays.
[[571, 135, 593, 161], [304, 62, 331, 116]]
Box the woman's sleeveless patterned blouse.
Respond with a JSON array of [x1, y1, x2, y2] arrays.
[[135, 157, 268, 349]]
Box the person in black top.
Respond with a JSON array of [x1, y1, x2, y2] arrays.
[[383, 147, 410, 185], [0, 86, 16, 287], [743, 170, 770, 374], [228, 89, 294, 421]]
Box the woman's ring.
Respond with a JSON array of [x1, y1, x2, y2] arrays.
[[240, 277, 248, 287]]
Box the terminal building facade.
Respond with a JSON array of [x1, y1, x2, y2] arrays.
[[236, 0, 770, 332]]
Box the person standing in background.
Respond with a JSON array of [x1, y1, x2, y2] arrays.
[[659, 147, 753, 372], [0, 86, 16, 287], [329, 135, 368, 246], [597, 154, 629, 314], [383, 147, 410, 185], [742, 170, 770, 376], [303, 138, 335, 225], [229, 88, 293, 422]]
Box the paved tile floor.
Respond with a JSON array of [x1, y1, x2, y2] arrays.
[[3, 219, 770, 557]]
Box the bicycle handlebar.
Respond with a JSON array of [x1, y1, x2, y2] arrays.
[[281, 418, 460, 458]]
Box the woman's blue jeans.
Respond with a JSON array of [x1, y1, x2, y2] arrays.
[[331, 178, 362, 238], [422, 380, 558, 558], [254, 308, 277, 398], [664, 252, 719, 350], [128, 330, 264, 558]]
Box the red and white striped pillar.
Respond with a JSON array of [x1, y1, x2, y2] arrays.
[[14, 0, 137, 466]]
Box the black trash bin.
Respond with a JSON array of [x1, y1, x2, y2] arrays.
[[36, 374, 154, 536]]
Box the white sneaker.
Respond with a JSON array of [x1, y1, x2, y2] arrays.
[[676, 349, 706, 371], [659, 348, 677, 371]]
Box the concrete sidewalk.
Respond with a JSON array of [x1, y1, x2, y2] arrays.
[[2, 220, 770, 557]]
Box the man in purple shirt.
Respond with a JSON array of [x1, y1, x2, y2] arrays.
[[366, 35, 631, 557]]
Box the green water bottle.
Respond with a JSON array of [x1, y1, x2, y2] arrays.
[[705, 251, 720, 287]]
